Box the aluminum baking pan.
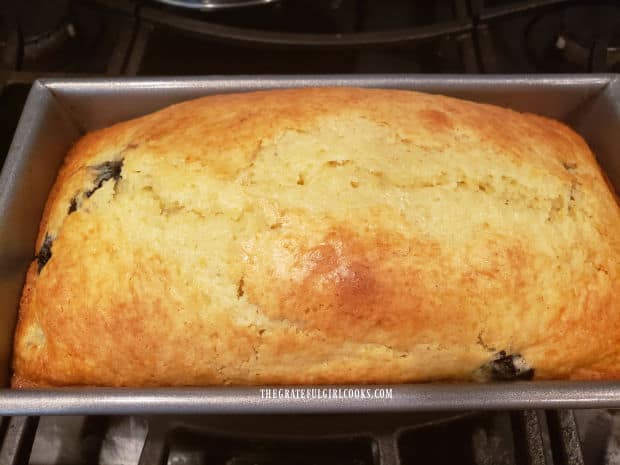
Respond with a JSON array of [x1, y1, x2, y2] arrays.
[[0, 75, 619, 415]]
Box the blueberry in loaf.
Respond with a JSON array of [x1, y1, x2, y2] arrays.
[[12, 87, 620, 387]]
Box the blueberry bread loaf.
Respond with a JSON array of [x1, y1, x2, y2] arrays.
[[12, 87, 620, 387]]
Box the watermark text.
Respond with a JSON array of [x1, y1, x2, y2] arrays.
[[259, 387, 393, 400]]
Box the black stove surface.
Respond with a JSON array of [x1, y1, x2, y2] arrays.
[[1, 1, 619, 464], [3, 0, 619, 75], [2, 410, 613, 465]]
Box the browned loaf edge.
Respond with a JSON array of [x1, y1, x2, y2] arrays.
[[12, 87, 620, 387]]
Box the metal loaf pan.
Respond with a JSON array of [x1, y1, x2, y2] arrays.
[[0, 75, 619, 415]]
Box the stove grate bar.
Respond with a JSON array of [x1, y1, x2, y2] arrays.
[[124, 21, 153, 76], [0, 416, 39, 465], [106, 16, 139, 75], [511, 410, 548, 465], [137, 423, 169, 465], [374, 433, 401, 465], [139, 6, 473, 49], [547, 410, 585, 465], [480, 0, 571, 22]]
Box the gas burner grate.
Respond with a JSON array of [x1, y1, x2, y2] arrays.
[[0, 411, 588, 465], [2, 0, 618, 83]]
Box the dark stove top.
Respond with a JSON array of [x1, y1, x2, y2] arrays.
[[3, 410, 619, 465], [2, 0, 619, 75], [1, 1, 619, 464]]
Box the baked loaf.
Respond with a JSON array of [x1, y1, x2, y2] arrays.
[[12, 87, 620, 387]]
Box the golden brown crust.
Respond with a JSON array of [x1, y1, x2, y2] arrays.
[[12, 87, 620, 387]]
